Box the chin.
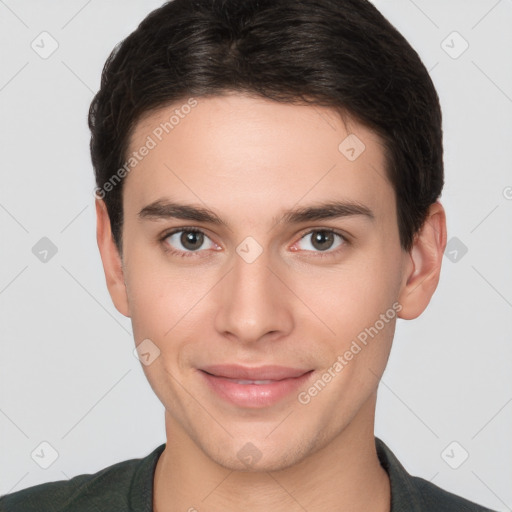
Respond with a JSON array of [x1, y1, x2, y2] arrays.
[[198, 428, 319, 473]]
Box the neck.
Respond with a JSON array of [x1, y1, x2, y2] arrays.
[[153, 393, 390, 512]]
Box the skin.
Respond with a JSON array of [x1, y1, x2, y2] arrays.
[[96, 91, 447, 512]]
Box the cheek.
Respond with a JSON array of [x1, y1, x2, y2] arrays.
[[124, 248, 218, 351], [290, 255, 399, 339]]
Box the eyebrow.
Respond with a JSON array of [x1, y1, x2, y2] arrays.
[[138, 199, 375, 227]]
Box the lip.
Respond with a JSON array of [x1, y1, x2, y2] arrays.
[[198, 365, 314, 408]]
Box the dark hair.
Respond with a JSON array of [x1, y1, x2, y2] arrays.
[[88, 0, 443, 255]]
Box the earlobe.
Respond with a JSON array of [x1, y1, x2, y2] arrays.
[[397, 201, 447, 320], [95, 198, 131, 318]]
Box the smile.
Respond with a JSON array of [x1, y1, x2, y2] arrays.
[[198, 365, 314, 408]]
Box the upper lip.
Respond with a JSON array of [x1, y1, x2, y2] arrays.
[[200, 364, 312, 381]]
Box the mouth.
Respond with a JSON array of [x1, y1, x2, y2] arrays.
[[198, 364, 314, 408]]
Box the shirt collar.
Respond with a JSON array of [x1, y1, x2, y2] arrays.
[[376, 436, 425, 512]]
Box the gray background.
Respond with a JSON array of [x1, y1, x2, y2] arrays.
[[0, 0, 511, 509]]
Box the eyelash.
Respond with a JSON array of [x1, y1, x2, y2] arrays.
[[159, 227, 212, 259], [159, 227, 349, 259]]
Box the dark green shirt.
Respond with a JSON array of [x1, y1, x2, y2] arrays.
[[0, 437, 496, 511]]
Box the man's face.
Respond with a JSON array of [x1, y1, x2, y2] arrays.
[[112, 92, 412, 470]]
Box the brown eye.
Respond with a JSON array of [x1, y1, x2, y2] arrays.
[[180, 230, 204, 251], [296, 230, 346, 253], [311, 231, 335, 251], [163, 229, 216, 254]]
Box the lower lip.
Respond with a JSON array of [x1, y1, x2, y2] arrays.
[[199, 370, 314, 408]]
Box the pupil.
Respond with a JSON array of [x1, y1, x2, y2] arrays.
[[312, 231, 333, 251], [182, 231, 203, 251]]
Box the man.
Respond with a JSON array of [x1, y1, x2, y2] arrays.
[[0, 0, 497, 510]]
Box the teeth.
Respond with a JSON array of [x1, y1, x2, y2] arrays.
[[234, 379, 274, 385]]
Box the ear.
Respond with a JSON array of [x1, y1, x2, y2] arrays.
[[397, 201, 447, 320], [95, 198, 131, 318]]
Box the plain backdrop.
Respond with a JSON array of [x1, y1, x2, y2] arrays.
[[0, 0, 511, 510]]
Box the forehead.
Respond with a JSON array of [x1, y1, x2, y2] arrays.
[[123, 93, 394, 225]]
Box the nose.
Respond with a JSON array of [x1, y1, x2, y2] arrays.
[[213, 245, 294, 344]]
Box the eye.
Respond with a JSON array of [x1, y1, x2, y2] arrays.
[[293, 229, 347, 254], [161, 228, 218, 256]]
